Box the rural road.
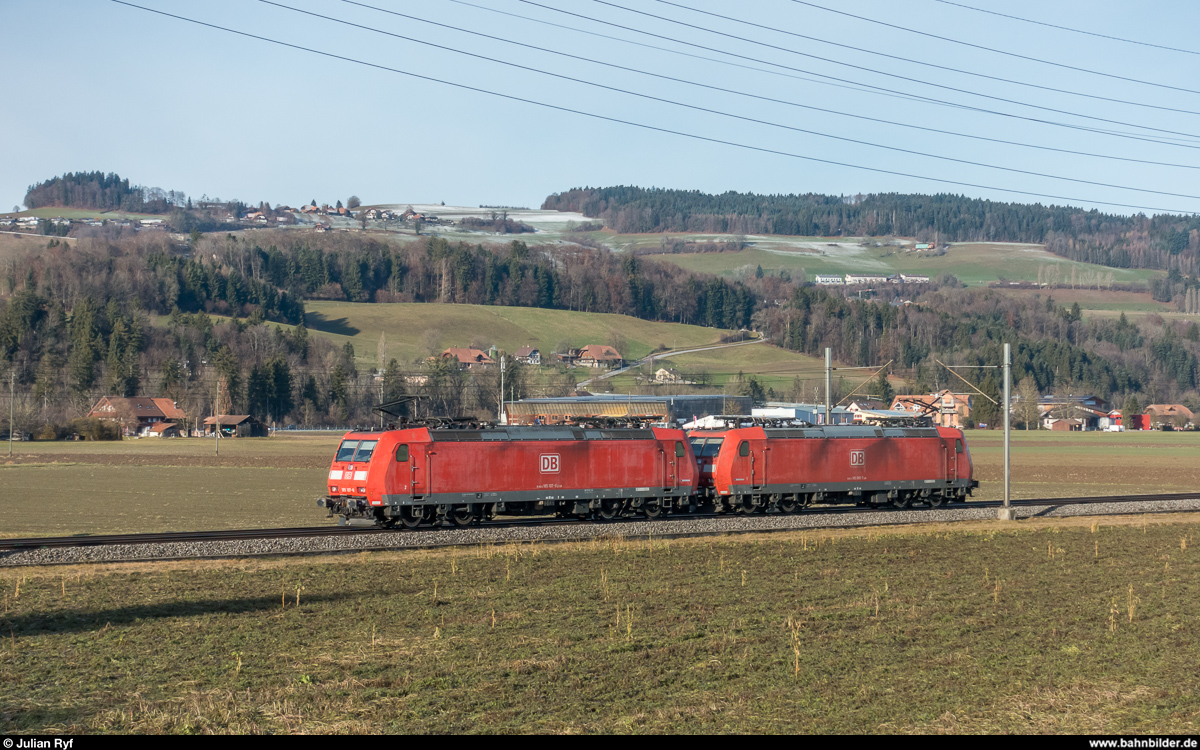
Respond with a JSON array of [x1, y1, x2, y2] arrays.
[[577, 336, 768, 386]]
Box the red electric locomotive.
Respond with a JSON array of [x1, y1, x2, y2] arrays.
[[321, 424, 699, 527], [688, 424, 976, 512]]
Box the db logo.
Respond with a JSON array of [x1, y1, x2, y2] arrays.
[[540, 454, 560, 473], [849, 450, 866, 467]]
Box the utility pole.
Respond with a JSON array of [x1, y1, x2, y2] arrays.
[[1000, 343, 1014, 520], [824, 347, 832, 426], [934, 354, 1012, 518], [8, 370, 14, 458], [499, 355, 506, 423], [214, 373, 219, 456]]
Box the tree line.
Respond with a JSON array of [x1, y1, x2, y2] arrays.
[[24, 171, 186, 214], [544, 186, 1200, 274]]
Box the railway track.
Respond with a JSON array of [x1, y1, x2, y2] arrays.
[[3, 490, 1199, 553]]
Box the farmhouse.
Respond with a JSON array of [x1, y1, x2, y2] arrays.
[[577, 344, 623, 369], [88, 396, 188, 437], [441, 347, 495, 370], [654, 367, 687, 384], [890, 390, 973, 429], [514, 346, 541, 365], [1143, 404, 1194, 428]]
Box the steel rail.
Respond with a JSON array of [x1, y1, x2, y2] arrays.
[[3, 491, 1199, 552]]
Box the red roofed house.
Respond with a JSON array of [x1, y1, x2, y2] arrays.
[[889, 390, 973, 429], [441, 347, 495, 371], [88, 396, 188, 437], [577, 344, 624, 369], [1144, 404, 1194, 429]]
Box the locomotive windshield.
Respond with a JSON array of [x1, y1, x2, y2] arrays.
[[335, 440, 359, 462], [688, 437, 724, 457], [354, 440, 378, 462]]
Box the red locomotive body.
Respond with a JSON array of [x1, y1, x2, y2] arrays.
[[689, 424, 975, 511], [322, 424, 698, 527]]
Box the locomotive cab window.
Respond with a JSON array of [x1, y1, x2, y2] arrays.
[[354, 440, 378, 462], [675, 441, 685, 458], [395, 444, 409, 462], [955, 439, 964, 454], [739, 441, 750, 457], [335, 440, 359, 462]]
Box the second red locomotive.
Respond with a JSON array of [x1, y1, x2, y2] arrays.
[[689, 424, 976, 512]]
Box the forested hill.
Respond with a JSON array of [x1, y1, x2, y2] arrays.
[[23, 171, 185, 214], [543, 186, 1200, 273]]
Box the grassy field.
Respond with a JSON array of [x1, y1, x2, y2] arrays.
[[3, 429, 1200, 537], [639, 241, 1161, 288], [1, 516, 1197, 733], [0, 434, 341, 537], [966, 429, 1200, 503], [302, 301, 734, 368], [607, 341, 834, 394], [0, 207, 165, 220]]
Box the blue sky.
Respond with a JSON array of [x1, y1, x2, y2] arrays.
[[4, 0, 1200, 215]]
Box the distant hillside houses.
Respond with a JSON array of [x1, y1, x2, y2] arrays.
[[815, 273, 930, 286]]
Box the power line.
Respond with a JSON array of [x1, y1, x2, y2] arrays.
[[444, 0, 919, 103], [108, 1, 1199, 214], [787, 0, 1200, 96], [267, 0, 1200, 200], [513, 0, 1200, 147], [340, 0, 1200, 171], [933, 0, 1200, 56], [587, 0, 1200, 134], [650, 0, 1200, 117]]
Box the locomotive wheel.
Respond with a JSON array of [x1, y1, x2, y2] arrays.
[[398, 507, 425, 529], [777, 496, 798, 514], [598, 499, 623, 521], [891, 494, 911, 509], [643, 499, 666, 519], [450, 506, 475, 527], [927, 493, 946, 508]]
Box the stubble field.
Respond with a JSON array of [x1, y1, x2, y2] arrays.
[[0, 517, 1197, 733], [3, 428, 1198, 537]]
